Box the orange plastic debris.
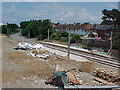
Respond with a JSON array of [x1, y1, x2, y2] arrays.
[[68, 78, 82, 85]]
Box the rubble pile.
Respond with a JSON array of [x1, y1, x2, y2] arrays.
[[75, 72, 105, 86], [16, 42, 44, 50], [31, 49, 49, 55], [93, 68, 120, 83], [30, 49, 50, 59]]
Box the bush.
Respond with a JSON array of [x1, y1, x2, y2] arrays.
[[61, 31, 68, 37], [70, 37, 76, 43], [50, 31, 62, 40], [71, 34, 81, 43], [60, 37, 68, 42]]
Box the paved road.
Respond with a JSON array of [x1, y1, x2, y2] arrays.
[[10, 33, 29, 42]]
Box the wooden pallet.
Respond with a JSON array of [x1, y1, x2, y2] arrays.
[[93, 68, 119, 83]]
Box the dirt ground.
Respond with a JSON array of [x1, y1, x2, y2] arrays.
[[2, 35, 82, 88], [2, 34, 119, 88]]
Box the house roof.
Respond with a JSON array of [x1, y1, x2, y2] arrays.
[[53, 24, 119, 31], [92, 32, 98, 36], [53, 24, 92, 30], [84, 24, 94, 30], [91, 25, 112, 30], [79, 24, 88, 30]]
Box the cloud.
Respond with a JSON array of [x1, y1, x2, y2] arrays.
[[3, 17, 18, 24], [2, 0, 60, 2], [4, 5, 16, 14], [76, 9, 101, 23], [106, 3, 118, 9], [54, 11, 74, 22], [89, 15, 101, 22], [2, 0, 120, 2], [2, 2, 103, 24], [52, 8, 101, 23]]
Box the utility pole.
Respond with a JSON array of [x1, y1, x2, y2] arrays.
[[28, 29, 30, 43], [14, 28, 16, 34], [7, 27, 9, 37], [110, 31, 113, 50], [25, 22, 32, 42], [68, 30, 71, 59], [48, 29, 49, 41], [20, 28, 22, 36], [20, 28, 22, 41]]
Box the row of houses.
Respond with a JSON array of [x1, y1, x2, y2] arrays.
[[53, 24, 93, 36], [53, 24, 119, 49], [53, 24, 119, 40]]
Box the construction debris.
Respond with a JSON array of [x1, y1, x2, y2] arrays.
[[93, 68, 120, 83], [3, 35, 119, 88], [55, 65, 76, 81], [68, 78, 81, 85], [30, 49, 49, 59], [81, 61, 94, 73], [16, 42, 44, 50], [45, 65, 80, 89], [33, 43, 45, 49], [93, 77, 109, 84]]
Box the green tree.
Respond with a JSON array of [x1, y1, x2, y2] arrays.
[[76, 23, 81, 25], [1, 25, 7, 34], [20, 19, 54, 40], [1, 23, 19, 35], [61, 31, 68, 37], [20, 21, 30, 29], [101, 9, 120, 50], [50, 31, 62, 40], [71, 34, 81, 43], [101, 9, 120, 27], [82, 22, 90, 24]]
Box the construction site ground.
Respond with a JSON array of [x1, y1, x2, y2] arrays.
[[2, 34, 119, 88]]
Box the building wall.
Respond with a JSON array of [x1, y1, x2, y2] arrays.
[[56, 29, 92, 36]]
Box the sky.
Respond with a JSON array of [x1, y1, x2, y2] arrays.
[[2, 2, 118, 25]]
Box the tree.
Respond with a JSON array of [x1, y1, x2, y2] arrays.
[[20, 21, 30, 28], [101, 9, 120, 28], [20, 19, 54, 40], [61, 31, 68, 37], [1, 23, 19, 35], [50, 31, 62, 40], [112, 32, 120, 50], [82, 22, 90, 24], [1, 25, 7, 34], [55, 22, 60, 25], [101, 9, 120, 50], [76, 23, 81, 25], [71, 34, 81, 43]]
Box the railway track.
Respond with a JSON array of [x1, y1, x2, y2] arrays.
[[43, 44, 120, 68]]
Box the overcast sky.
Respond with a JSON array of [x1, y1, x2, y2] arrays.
[[2, 2, 118, 25]]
